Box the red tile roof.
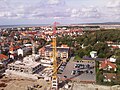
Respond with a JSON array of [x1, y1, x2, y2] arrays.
[[100, 60, 117, 69], [0, 54, 8, 60], [9, 46, 20, 51], [112, 46, 119, 49]]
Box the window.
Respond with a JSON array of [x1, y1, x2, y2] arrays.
[[21, 69, 23, 72], [53, 84, 57, 86], [13, 68, 15, 70], [53, 81, 56, 83], [16, 69, 19, 71]]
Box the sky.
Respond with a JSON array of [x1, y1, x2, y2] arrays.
[[0, 0, 120, 25]]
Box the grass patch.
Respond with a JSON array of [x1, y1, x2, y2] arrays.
[[74, 55, 82, 61]]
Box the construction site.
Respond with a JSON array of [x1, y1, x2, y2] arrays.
[[1, 75, 120, 90]]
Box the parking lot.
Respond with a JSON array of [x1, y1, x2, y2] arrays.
[[58, 60, 96, 83]]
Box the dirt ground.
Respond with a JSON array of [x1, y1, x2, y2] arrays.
[[1, 75, 119, 90], [0, 75, 51, 90]]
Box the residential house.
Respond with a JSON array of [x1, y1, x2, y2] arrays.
[[109, 57, 116, 63], [99, 60, 117, 71], [0, 54, 8, 62], [0, 54, 8, 65], [90, 51, 97, 58]]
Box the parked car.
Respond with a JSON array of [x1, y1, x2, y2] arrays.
[[58, 69, 63, 74], [71, 70, 76, 75], [77, 70, 84, 75], [59, 66, 65, 70], [74, 64, 81, 68], [74, 64, 85, 69], [62, 62, 67, 66]]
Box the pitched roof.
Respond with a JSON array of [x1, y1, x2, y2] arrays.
[[39, 46, 45, 52], [0, 54, 8, 60], [100, 60, 117, 69], [112, 46, 119, 49], [10, 46, 20, 51]]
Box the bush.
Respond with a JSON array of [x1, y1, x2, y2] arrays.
[[0, 83, 7, 87]]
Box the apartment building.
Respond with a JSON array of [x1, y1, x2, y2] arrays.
[[39, 44, 70, 59]]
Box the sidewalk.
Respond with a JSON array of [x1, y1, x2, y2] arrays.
[[69, 57, 75, 62]]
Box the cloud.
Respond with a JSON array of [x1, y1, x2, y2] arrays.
[[0, 0, 101, 20], [0, 0, 67, 19], [69, 7, 101, 19], [81, 7, 101, 18], [47, 0, 64, 5], [107, 0, 120, 8], [70, 9, 81, 17], [103, 0, 120, 20], [0, 0, 119, 23], [0, 0, 6, 1]]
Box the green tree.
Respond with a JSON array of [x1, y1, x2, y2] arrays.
[[115, 49, 120, 56]]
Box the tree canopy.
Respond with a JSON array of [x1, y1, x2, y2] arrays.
[[57, 30, 120, 58]]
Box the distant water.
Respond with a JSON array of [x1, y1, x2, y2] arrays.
[[0, 24, 50, 28]]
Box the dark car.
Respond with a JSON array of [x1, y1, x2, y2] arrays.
[[62, 62, 67, 66], [74, 64, 82, 68], [77, 70, 84, 75]]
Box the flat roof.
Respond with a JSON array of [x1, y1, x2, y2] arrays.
[[9, 61, 41, 68]]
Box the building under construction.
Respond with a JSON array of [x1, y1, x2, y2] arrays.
[[6, 54, 42, 79], [39, 44, 70, 59]]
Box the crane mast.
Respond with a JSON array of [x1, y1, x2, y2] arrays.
[[51, 22, 59, 90]]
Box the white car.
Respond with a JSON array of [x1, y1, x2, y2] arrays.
[[71, 70, 76, 75]]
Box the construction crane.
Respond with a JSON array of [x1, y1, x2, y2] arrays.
[[51, 22, 73, 89], [51, 22, 59, 90]]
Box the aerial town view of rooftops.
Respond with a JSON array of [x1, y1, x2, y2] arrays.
[[1, 0, 120, 90], [0, 23, 120, 90]]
